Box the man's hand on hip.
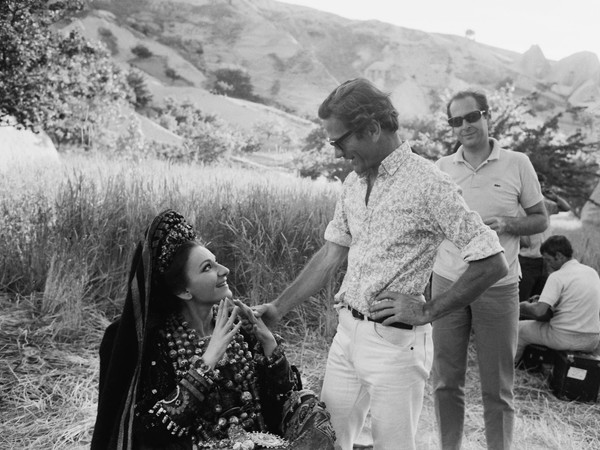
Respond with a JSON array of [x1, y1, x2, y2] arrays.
[[370, 291, 430, 326]]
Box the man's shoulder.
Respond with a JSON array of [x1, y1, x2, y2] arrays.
[[499, 147, 531, 164], [569, 260, 600, 276]]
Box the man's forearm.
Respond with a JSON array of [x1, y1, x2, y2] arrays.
[[505, 213, 548, 236], [519, 301, 552, 321], [425, 252, 508, 322], [273, 242, 348, 319]]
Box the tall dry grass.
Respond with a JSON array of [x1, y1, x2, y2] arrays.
[[1, 153, 599, 449]]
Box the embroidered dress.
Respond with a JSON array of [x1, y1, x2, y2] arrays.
[[133, 314, 297, 448]]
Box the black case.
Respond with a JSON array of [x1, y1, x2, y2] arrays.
[[520, 344, 557, 371], [550, 351, 600, 402]]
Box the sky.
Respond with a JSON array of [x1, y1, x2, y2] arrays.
[[277, 0, 600, 61]]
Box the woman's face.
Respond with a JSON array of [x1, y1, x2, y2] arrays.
[[181, 245, 232, 304]]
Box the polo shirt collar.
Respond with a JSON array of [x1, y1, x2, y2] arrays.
[[452, 138, 501, 165]]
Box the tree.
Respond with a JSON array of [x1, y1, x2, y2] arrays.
[[212, 66, 256, 101], [0, 0, 131, 145], [126, 70, 153, 110]]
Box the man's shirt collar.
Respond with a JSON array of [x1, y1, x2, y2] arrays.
[[452, 138, 501, 165], [380, 141, 412, 176]]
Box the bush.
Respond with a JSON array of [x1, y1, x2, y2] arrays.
[[131, 44, 153, 58], [126, 70, 153, 109], [151, 98, 263, 162], [98, 27, 118, 55], [211, 66, 256, 101]]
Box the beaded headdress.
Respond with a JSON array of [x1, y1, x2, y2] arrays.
[[151, 210, 197, 274]]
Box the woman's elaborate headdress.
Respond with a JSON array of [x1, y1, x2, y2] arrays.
[[150, 210, 197, 274]]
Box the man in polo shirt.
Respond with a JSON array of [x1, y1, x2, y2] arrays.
[[517, 235, 600, 362], [432, 90, 548, 450], [256, 79, 508, 450]]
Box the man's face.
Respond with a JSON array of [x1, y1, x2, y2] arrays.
[[323, 117, 377, 176], [449, 96, 489, 151], [542, 252, 564, 271]]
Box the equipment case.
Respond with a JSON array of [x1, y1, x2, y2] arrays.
[[550, 351, 600, 402]]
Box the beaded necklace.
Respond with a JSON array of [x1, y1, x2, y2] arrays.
[[164, 314, 268, 448]]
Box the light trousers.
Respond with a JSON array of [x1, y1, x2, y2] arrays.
[[321, 307, 433, 450], [431, 273, 518, 450], [517, 321, 600, 362]]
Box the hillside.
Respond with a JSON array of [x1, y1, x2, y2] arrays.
[[81, 0, 599, 133]]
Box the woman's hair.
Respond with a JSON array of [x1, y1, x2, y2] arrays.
[[153, 239, 202, 318], [446, 90, 490, 117], [318, 78, 399, 137], [159, 240, 199, 296], [540, 235, 573, 258]]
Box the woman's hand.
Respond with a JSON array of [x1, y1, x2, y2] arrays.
[[202, 299, 242, 368], [234, 299, 277, 357]]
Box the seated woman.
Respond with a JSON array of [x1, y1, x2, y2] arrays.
[[91, 210, 335, 450]]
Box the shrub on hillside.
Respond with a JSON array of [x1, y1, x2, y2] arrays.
[[211, 66, 256, 101], [131, 44, 153, 58], [98, 27, 118, 55], [126, 70, 153, 109], [153, 98, 262, 161]]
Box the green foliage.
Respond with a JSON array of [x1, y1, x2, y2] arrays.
[[0, 0, 132, 145], [131, 43, 153, 58], [98, 26, 118, 55], [164, 66, 180, 80], [211, 66, 257, 101], [153, 98, 261, 162], [295, 124, 352, 180], [126, 69, 153, 109], [250, 120, 297, 153]]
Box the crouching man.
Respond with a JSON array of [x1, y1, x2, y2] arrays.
[[516, 235, 600, 363]]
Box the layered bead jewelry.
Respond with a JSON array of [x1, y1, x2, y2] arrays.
[[160, 314, 270, 448]]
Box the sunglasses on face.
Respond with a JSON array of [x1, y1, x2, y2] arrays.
[[447, 110, 487, 128], [328, 128, 357, 151]]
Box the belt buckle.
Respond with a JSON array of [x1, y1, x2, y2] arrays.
[[347, 305, 366, 321]]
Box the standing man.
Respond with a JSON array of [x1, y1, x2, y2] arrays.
[[256, 78, 508, 450], [517, 235, 600, 361], [432, 90, 548, 450]]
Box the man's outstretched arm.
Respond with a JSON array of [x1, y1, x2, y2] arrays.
[[255, 241, 349, 327]]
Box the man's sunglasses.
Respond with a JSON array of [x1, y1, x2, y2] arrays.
[[328, 128, 357, 151], [447, 110, 487, 128]]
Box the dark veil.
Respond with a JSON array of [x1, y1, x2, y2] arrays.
[[91, 210, 195, 450]]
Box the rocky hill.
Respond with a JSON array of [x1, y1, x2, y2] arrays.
[[81, 0, 599, 133]]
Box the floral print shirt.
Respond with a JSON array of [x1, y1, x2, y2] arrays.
[[324, 141, 503, 316]]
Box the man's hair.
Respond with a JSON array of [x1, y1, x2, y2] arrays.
[[318, 78, 399, 137], [446, 90, 490, 118], [540, 235, 573, 258]]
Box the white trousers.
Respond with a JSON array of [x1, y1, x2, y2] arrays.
[[321, 307, 433, 450]]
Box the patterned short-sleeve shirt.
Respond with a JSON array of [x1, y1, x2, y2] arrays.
[[324, 142, 503, 316]]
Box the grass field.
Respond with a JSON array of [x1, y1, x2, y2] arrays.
[[1, 153, 599, 449]]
